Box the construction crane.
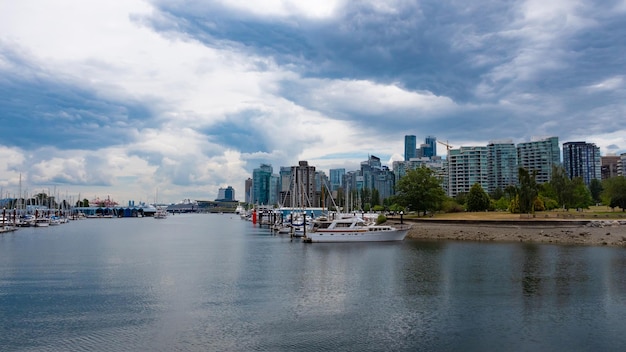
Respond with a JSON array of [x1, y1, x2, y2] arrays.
[[437, 140, 453, 151]]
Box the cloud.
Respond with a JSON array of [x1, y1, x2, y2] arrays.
[[1, 0, 626, 202], [0, 52, 152, 151]]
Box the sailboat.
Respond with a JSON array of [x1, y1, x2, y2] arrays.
[[154, 189, 167, 219]]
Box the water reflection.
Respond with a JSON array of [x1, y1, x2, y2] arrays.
[[520, 244, 543, 296], [2, 217, 626, 351]]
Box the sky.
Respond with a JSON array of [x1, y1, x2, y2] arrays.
[[1, 0, 625, 204]]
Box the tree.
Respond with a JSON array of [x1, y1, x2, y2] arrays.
[[518, 168, 538, 214], [395, 166, 446, 216], [76, 198, 90, 207], [602, 176, 626, 211], [493, 197, 510, 211], [589, 178, 603, 204], [571, 177, 593, 209], [489, 187, 504, 201], [372, 205, 385, 212], [549, 165, 572, 209], [504, 185, 518, 200], [371, 188, 381, 207], [454, 192, 468, 207], [441, 198, 465, 213], [467, 183, 490, 211]]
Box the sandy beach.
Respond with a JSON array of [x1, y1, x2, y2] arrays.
[[403, 219, 626, 246]]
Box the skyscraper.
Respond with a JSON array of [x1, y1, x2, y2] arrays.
[[279, 161, 318, 207], [424, 136, 437, 158], [329, 168, 345, 191], [562, 141, 601, 185], [404, 135, 417, 161], [244, 178, 252, 204], [252, 164, 273, 205]]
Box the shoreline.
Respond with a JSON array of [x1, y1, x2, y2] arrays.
[[399, 219, 626, 247]]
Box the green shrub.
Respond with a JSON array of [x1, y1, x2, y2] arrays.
[[442, 199, 465, 213]]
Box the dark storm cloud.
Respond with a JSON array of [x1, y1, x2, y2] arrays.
[[0, 47, 154, 151], [144, 0, 518, 100], [201, 110, 271, 154]]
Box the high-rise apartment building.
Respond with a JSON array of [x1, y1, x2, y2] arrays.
[[487, 140, 518, 193], [252, 164, 273, 205], [404, 135, 417, 161], [516, 137, 560, 184], [244, 178, 252, 204], [359, 155, 395, 203], [619, 153, 626, 177], [279, 161, 318, 207], [329, 168, 345, 191], [562, 142, 601, 185], [269, 174, 280, 206], [447, 146, 489, 197], [392, 157, 444, 185]]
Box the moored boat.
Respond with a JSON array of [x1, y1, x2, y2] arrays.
[[35, 217, 50, 227], [154, 207, 167, 219], [303, 215, 411, 243]]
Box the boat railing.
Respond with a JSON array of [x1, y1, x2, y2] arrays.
[[393, 224, 413, 231]]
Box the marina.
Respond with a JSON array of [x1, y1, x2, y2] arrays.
[[2, 214, 624, 351]]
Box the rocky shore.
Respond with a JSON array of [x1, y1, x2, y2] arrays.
[[403, 219, 626, 246]]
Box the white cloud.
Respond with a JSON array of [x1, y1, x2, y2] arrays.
[[0, 147, 26, 191], [1, 0, 626, 204], [585, 76, 624, 92], [214, 0, 342, 19], [305, 79, 457, 118]]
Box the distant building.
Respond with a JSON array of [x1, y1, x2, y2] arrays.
[[279, 161, 318, 207], [423, 136, 437, 158], [278, 166, 292, 205], [316, 170, 328, 193], [329, 168, 345, 191], [216, 186, 236, 202], [360, 155, 394, 204], [252, 164, 273, 205], [562, 141, 601, 185], [601, 156, 620, 180], [244, 178, 252, 204], [487, 140, 518, 193], [619, 153, 626, 177], [447, 146, 489, 197], [517, 136, 560, 184], [404, 135, 417, 161]]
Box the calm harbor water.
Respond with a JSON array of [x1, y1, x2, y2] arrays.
[[1, 214, 625, 351]]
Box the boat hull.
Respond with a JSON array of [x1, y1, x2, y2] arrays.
[[304, 228, 409, 243]]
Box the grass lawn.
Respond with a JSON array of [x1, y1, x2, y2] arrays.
[[404, 205, 626, 221]]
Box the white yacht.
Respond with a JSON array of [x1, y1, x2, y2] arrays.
[[303, 215, 411, 243]]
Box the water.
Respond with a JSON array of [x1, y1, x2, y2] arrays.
[[1, 214, 625, 351]]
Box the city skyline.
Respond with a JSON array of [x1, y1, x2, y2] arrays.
[[1, 1, 625, 203]]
